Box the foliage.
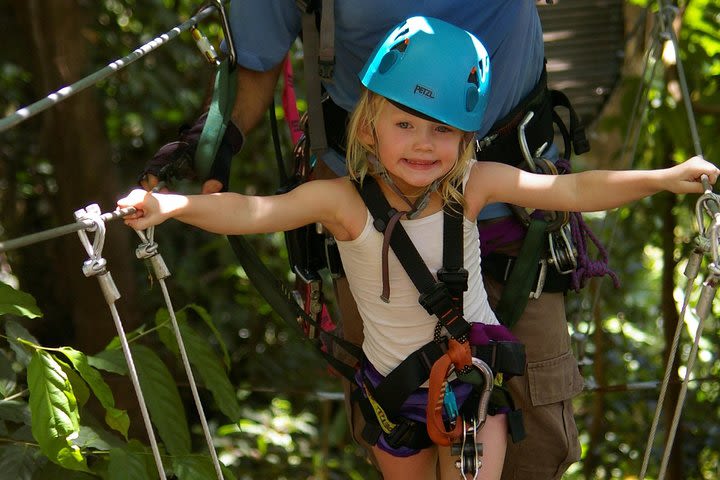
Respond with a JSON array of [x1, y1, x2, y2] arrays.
[[564, 1, 720, 478], [0, 282, 372, 479], [0, 0, 718, 479]]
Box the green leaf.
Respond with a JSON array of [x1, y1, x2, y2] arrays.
[[0, 399, 30, 425], [102, 324, 148, 351], [184, 304, 231, 369], [0, 349, 17, 397], [27, 350, 89, 472], [0, 282, 42, 319], [132, 344, 191, 456], [0, 444, 43, 480], [5, 319, 39, 367], [88, 349, 129, 375], [155, 308, 182, 356], [155, 308, 241, 422], [31, 459, 97, 480], [76, 423, 122, 451], [155, 305, 231, 370], [107, 441, 158, 480], [178, 321, 242, 422], [59, 347, 130, 438], [172, 454, 236, 480], [57, 359, 90, 407]]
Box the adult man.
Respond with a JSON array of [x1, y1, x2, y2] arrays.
[[142, 2, 584, 478]]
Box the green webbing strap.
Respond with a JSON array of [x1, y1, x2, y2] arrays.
[[195, 59, 238, 180], [494, 219, 548, 329]]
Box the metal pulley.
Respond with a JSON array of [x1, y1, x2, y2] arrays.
[[450, 357, 495, 480]]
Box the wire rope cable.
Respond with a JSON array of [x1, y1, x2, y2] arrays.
[[75, 205, 167, 480], [134, 226, 225, 479], [0, 7, 216, 133]]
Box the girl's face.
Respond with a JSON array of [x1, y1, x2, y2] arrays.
[[364, 100, 465, 193]]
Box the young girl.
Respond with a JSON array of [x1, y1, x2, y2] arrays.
[[119, 17, 718, 480]]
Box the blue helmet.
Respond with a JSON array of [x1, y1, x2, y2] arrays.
[[359, 16, 491, 132]]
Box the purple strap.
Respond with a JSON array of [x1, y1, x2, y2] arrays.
[[477, 159, 620, 292]]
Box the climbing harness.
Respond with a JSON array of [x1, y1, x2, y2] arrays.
[[474, 63, 606, 329], [353, 175, 526, 475]]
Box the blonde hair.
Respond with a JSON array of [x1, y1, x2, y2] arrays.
[[345, 88, 475, 209]]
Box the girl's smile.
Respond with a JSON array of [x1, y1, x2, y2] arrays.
[[366, 101, 465, 196]]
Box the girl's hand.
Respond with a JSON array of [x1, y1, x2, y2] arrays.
[[665, 156, 720, 194], [117, 189, 168, 231]]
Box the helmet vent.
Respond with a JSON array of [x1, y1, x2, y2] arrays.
[[393, 38, 410, 53], [467, 66, 479, 87], [391, 26, 410, 42], [465, 86, 479, 113], [378, 50, 399, 74], [378, 40, 409, 74]]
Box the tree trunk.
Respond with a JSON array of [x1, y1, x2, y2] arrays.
[[9, 0, 141, 353]]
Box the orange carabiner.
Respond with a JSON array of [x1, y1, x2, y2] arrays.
[[426, 339, 472, 446]]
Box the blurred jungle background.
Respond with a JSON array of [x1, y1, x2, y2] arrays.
[[0, 0, 718, 478]]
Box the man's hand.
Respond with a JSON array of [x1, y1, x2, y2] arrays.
[[139, 112, 243, 193]]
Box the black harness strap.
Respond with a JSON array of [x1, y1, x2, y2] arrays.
[[355, 176, 525, 420], [550, 89, 590, 158], [359, 176, 470, 341], [440, 202, 468, 310], [476, 64, 554, 166]]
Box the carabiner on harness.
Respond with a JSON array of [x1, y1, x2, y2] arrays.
[[548, 223, 577, 274], [514, 111, 578, 276], [449, 357, 495, 480]]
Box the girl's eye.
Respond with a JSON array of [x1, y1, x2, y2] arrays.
[[396, 121, 411, 129], [436, 125, 453, 133]]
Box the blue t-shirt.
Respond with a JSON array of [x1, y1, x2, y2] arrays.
[[228, 0, 546, 217]]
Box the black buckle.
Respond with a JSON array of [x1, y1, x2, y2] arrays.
[[437, 268, 469, 293], [385, 418, 424, 449], [318, 58, 335, 80], [418, 282, 452, 316]]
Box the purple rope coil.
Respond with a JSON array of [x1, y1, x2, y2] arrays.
[[556, 158, 620, 291]]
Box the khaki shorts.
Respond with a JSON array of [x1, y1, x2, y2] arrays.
[[483, 275, 584, 480]]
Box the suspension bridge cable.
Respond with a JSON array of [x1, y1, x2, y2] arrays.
[[0, 7, 216, 134], [636, 3, 714, 478], [75, 205, 167, 479], [134, 227, 225, 479], [660, 4, 703, 158], [0, 207, 135, 253]]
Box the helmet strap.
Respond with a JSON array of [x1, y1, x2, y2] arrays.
[[367, 154, 439, 220]]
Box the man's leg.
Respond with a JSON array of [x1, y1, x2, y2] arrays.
[[483, 276, 583, 480]]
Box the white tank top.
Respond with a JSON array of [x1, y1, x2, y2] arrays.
[[336, 176, 499, 376]]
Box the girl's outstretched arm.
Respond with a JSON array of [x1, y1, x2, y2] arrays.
[[117, 177, 363, 239], [466, 155, 719, 217]]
